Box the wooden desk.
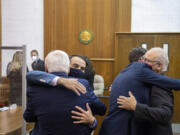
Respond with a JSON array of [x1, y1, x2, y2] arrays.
[[0, 107, 22, 135]]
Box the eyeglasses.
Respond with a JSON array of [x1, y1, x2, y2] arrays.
[[140, 56, 160, 64]]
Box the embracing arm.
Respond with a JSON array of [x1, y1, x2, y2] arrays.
[[134, 102, 173, 124], [71, 103, 97, 130], [79, 79, 106, 115], [87, 89, 106, 115], [26, 71, 86, 95], [26, 71, 56, 85], [117, 88, 173, 124], [135, 86, 173, 124], [140, 64, 180, 90]]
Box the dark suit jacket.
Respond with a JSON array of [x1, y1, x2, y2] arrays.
[[26, 71, 106, 116], [31, 59, 45, 71], [99, 62, 180, 135], [24, 72, 106, 135], [135, 85, 173, 135]]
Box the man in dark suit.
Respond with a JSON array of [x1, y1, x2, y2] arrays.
[[118, 86, 173, 135], [99, 47, 180, 135], [24, 50, 106, 135], [31, 50, 45, 71], [26, 54, 101, 131], [116, 47, 173, 135]]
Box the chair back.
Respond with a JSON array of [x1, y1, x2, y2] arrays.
[[93, 74, 104, 96]]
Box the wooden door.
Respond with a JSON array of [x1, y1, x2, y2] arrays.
[[115, 34, 155, 76]]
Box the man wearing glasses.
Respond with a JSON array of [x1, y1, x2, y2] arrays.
[[116, 47, 173, 135], [99, 47, 180, 135]]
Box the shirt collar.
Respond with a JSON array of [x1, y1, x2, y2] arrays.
[[50, 72, 68, 78]]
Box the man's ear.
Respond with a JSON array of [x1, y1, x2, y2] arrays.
[[45, 64, 48, 72], [157, 63, 163, 73]]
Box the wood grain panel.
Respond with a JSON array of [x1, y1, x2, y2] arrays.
[[94, 97, 109, 135], [115, 34, 155, 76], [44, 0, 131, 87], [53, 0, 117, 58], [116, 0, 131, 32], [115, 33, 180, 122], [92, 61, 114, 88], [44, 0, 56, 53]]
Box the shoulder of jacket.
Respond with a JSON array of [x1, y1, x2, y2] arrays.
[[78, 78, 89, 85], [153, 85, 171, 90]]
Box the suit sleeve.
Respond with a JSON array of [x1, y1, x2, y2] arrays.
[[23, 92, 37, 122], [26, 71, 56, 86], [140, 64, 180, 90], [134, 86, 173, 124], [89, 118, 98, 129], [79, 79, 106, 116], [88, 89, 106, 116]]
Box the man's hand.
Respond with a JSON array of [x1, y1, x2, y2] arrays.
[[71, 103, 95, 125], [117, 91, 137, 111], [57, 78, 86, 96]]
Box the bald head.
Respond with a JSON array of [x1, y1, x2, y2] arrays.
[[45, 50, 70, 73], [143, 47, 169, 72]]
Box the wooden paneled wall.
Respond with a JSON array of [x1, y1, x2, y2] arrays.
[[115, 32, 180, 122], [44, 0, 131, 87]]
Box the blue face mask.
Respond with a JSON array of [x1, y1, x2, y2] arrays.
[[69, 68, 85, 78]]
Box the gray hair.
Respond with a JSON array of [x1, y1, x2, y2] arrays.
[[45, 50, 70, 73], [149, 47, 169, 72]]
